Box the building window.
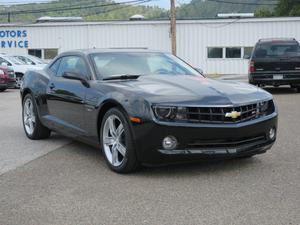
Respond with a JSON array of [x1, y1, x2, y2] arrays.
[[207, 47, 223, 58], [226, 47, 241, 58], [44, 49, 58, 60], [28, 49, 42, 58], [244, 47, 253, 58]]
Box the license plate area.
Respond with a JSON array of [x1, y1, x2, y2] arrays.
[[273, 74, 283, 80]]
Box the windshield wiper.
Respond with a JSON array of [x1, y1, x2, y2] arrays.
[[102, 74, 141, 81]]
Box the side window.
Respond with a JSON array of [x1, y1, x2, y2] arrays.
[[208, 47, 223, 58], [226, 47, 241, 58], [28, 49, 42, 58], [56, 56, 89, 78], [49, 58, 62, 75]]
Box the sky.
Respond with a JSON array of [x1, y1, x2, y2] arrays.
[[117, 0, 192, 9], [0, 0, 192, 8]]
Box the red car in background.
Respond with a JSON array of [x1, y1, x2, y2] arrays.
[[0, 66, 16, 92]]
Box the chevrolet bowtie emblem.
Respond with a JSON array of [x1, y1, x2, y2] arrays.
[[225, 111, 241, 119]]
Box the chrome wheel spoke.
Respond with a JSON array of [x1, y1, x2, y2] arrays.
[[116, 123, 124, 137], [111, 145, 119, 165], [104, 136, 114, 145], [117, 143, 126, 156], [108, 117, 117, 137]]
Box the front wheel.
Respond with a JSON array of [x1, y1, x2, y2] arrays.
[[22, 94, 51, 139], [100, 108, 139, 173]]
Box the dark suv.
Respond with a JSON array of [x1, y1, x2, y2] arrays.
[[248, 38, 300, 92]]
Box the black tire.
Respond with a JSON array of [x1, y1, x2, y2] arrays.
[[100, 107, 139, 173], [296, 87, 300, 93], [0, 88, 6, 92], [22, 94, 51, 140]]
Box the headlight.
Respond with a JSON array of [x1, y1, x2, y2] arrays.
[[259, 101, 269, 114], [153, 106, 176, 120], [153, 106, 188, 121], [258, 100, 275, 115]]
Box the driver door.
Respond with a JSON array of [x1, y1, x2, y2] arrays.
[[46, 55, 90, 136]]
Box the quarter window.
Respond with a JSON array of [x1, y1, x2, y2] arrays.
[[49, 58, 62, 75], [208, 47, 223, 58], [226, 47, 241, 58]]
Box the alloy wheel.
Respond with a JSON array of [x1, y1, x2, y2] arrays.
[[102, 114, 127, 167], [23, 98, 36, 135]]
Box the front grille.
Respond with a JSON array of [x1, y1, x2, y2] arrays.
[[187, 135, 266, 149], [175, 100, 274, 124], [8, 73, 15, 79]]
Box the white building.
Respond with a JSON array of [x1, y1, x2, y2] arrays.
[[0, 17, 300, 75]]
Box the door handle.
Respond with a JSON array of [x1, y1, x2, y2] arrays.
[[49, 83, 55, 89]]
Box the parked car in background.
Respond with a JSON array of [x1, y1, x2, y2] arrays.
[[21, 49, 278, 173], [0, 66, 16, 92], [0, 54, 41, 88], [248, 38, 300, 92], [12, 55, 48, 69]]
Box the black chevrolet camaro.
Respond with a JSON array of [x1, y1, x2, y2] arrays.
[[20, 49, 278, 173]]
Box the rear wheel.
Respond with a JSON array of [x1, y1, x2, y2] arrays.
[[100, 108, 139, 173], [22, 94, 51, 139]]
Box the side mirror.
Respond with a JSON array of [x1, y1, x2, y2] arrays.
[[62, 72, 90, 87], [243, 55, 250, 59], [194, 67, 204, 75]]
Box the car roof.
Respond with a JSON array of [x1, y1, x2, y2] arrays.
[[61, 48, 169, 56], [258, 38, 298, 44]]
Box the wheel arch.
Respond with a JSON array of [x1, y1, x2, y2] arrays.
[[21, 88, 32, 103], [97, 99, 129, 141]]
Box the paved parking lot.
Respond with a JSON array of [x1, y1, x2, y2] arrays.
[[1, 87, 300, 225]]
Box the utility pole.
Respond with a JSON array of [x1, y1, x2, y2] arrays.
[[170, 0, 176, 55], [8, 11, 11, 23]]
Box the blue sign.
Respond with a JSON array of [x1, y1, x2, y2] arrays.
[[0, 30, 28, 48]]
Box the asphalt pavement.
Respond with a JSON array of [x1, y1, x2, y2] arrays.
[[0, 84, 300, 225]]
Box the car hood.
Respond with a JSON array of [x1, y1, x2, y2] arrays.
[[109, 75, 272, 106]]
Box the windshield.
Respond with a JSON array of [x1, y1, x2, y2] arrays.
[[253, 42, 300, 58], [14, 56, 35, 65], [6, 56, 25, 65], [91, 52, 201, 79], [28, 55, 46, 64]]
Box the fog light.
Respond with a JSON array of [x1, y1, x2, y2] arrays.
[[269, 127, 276, 140], [162, 136, 178, 150]]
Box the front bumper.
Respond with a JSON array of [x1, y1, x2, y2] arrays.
[[7, 80, 16, 88], [132, 113, 278, 165], [249, 72, 300, 86], [0, 83, 7, 89]]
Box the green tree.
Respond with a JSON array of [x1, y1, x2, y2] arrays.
[[255, 0, 300, 17]]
